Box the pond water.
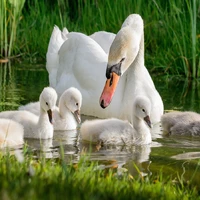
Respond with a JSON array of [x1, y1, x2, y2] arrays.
[[0, 63, 200, 186]]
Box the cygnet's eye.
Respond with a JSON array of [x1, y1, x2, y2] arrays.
[[142, 109, 145, 112], [46, 102, 48, 106], [120, 58, 125, 63], [76, 103, 78, 106]]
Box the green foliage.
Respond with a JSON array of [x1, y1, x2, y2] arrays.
[[0, 149, 199, 200], [1, 0, 200, 77], [0, 0, 25, 58]]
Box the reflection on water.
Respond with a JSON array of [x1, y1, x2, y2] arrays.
[[1, 64, 200, 184], [171, 152, 200, 160]]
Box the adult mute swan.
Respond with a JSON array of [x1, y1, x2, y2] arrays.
[[19, 87, 82, 131], [0, 118, 24, 148], [161, 111, 200, 136], [0, 87, 57, 139], [47, 14, 163, 124], [80, 96, 152, 145]]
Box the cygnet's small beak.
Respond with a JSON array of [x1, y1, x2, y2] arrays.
[[144, 115, 152, 128], [99, 72, 120, 108], [47, 109, 53, 124], [74, 109, 81, 124]]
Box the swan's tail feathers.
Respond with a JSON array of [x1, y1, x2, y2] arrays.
[[62, 27, 69, 40], [47, 25, 67, 55], [46, 25, 68, 88]]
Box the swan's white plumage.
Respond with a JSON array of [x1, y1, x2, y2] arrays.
[[90, 31, 116, 54], [19, 87, 82, 131], [0, 119, 24, 148], [0, 87, 57, 139], [47, 14, 163, 124], [19, 102, 40, 116], [46, 26, 68, 88], [80, 96, 152, 145]]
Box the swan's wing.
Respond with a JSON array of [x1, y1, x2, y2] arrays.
[[46, 25, 68, 88], [90, 31, 116, 54], [55, 32, 108, 97]]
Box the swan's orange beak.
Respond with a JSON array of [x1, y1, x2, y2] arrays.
[[99, 72, 120, 108]]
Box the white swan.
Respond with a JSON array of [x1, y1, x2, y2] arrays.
[[161, 111, 200, 136], [80, 96, 152, 145], [18, 87, 82, 131], [0, 118, 24, 148], [0, 87, 57, 139], [47, 14, 163, 124]]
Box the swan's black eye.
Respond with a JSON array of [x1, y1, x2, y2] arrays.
[[120, 58, 125, 63], [76, 103, 78, 106], [142, 109, 145, 112], [46, 102, 48, 106]]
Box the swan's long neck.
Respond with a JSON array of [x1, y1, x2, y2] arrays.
[[36, 107, 53, 139], [134, 33, 144, 67], [132, 117, 151, 145], [38, 108, 50, 126], [59, 104, 74, 120], [122, 14, 144, 68], [119, 33, 145, 122]]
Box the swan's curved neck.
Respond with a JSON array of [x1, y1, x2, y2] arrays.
[[132, 117, 145, 135], [132, 117, 151, 144], [132, 33, 144, 68], [38, 108, 50, 125], [119, 33, 145, 122], [59, 104, 72, 119]]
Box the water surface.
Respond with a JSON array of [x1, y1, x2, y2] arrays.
[[0, 63, 200, 186]]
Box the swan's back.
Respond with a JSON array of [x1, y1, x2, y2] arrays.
[[0, 110, 38, 133], [90, 31, 116, 54], [19, 102, 40, 116], [80, 118, 133, 144], [170, 121, 200, 136], [57, 32, 108, 92], [161, 111, 200, 133], [0, 118, 24, 148]]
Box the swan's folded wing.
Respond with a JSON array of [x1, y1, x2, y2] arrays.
[[56, 32, 108, 95]]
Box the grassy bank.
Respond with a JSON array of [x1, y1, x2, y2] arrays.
[[0, 0, 200, 76], [0, 148, 199, 200]]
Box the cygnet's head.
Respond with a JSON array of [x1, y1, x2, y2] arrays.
[[39, 87, 58, 123], [59, 87, 82, 123], [133, 96, 152, 128]]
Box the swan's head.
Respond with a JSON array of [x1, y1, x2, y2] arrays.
[[39, 87, 57, 124], [100, 16, 143, 108], [59, 87, 82, 124], [133, 96, 152, 128]]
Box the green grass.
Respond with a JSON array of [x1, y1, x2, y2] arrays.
[[0, 0, 200, 77], [0, 147, 199, 200], [0, 0, 25, 58]]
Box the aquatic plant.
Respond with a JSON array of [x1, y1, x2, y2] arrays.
[[0, 0, 25, 60], [1, 0, 200, 77]]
